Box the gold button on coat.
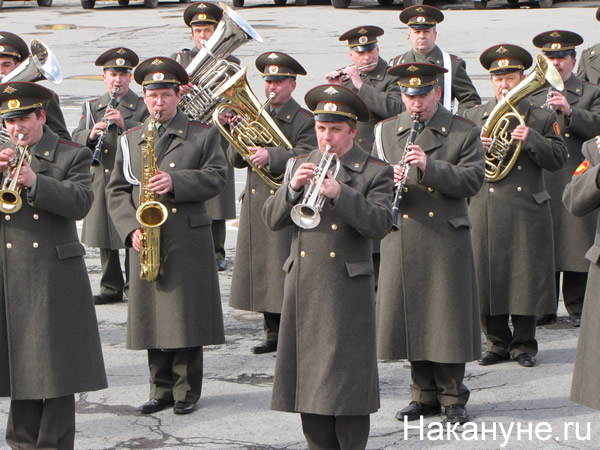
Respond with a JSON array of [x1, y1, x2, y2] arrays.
[[517, 187, 522, 192], [329, 252, 336, 258], [171, 208, 177, 213], [269, 189, 275, 195], [33, 214, 39, 220], [104, 169, 110, 173], [169, 162, 176, 168], [33, 242, 39, 248], [331, 224, 338, 230], [251, 188, 256, 194], [489, 187, 495, 193], [6, 243, 12, 249], [428, 212, 434, 217], [403, 214, 408, 219], [4, 215, 9, 221], [300, 250, 306, 257]]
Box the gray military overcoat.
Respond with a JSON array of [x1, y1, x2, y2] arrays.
[[531, 75, 600, 272], [465, 99, 568, 315], [0, 128, 107, 400], [263, 145, 394, 416], [228, 98, 316, 314], [107, 111, 227, 350], [577, 43, 600, 85], [72, 89, 148, 249], [375, 107, 484, 363], [565, 138, 600, 410]]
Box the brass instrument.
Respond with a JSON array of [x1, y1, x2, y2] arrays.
[[290, 145, 341, 230], [482, 54, 564, 182], [212, 66, 293, 190], [390, 113, 420, 232], [0, 134, 31, 214], [179, 2, 262, 121], [326, 62, 378, 81], [136, 112, 168, 282], [92, 86, 119, 167], [2, 39, 62, 84]]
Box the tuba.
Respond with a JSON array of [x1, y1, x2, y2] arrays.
[[179, 2, 262, 122], [0, 134, 31, 214], [212, 66, 292, 190], [136, 113, 168, 282], [482, 54, 563, 182], [1, 39, 62, 84]]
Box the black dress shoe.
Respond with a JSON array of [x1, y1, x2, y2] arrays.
[[569, 313, 581, 327], [445, 404, 470, 424], [138, 399, 172, 414], [478, 351, 510, 366], [251, 341, 277, 354], [395, 401, 441, 421], [516, 353, 536, 367], [216, 259, 227, 271], [93, 293, 123, 305], [173, 400, 196, 415], [536, 313, 557, 326]]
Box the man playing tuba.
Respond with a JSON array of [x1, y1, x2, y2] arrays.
[[465, 44, 567, 369]]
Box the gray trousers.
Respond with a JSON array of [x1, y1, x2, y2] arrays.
[[6, 395, 75, 450], [300, 413, 370, 450], [410, 361, 469, 407], [263, 312, 281, 342], [481, 314, 537, 358], [99, 248, 129, 297], [148, 347, 204, 403]]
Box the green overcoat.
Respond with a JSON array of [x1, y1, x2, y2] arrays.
[[577, 43, 600, 85]]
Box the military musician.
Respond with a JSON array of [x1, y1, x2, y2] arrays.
[[576, 8, 600, 85], [72, 47, 148, 305], [107, 57, 227, 415]]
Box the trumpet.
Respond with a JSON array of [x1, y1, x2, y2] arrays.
[[326, 62, 378, 81], [92, 86, 119, 167], [290, 145, 340, 230], [0, 134, 31, 214]]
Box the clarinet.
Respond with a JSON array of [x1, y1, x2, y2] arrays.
[[391, 113, 420, 232], [92, 86, 119, 167]]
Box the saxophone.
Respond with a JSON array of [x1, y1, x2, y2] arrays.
[[136, 112, 168, 282]]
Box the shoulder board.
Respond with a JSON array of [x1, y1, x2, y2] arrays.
[[298, 108, 314, 118], [379, 116, 397, 125], [59, 139, 84, 148], [450, 54, 462, 61], [583, 80, 600, 88], [367, 156, 388, 166], [89, 97, 100, 103], [189, 120, 211, 128], [291, 153, 309, 161], [454, 116, 477, 127], [124, 124, 143, 135]]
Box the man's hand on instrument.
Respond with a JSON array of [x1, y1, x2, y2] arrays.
[[131, 228, 142, 252], [148, 171, 173, 195], [104, 107, 125, 130], [290, 162, 317, 191], [17, 158, 36, 188], [0, 148, 15, 172], [404, 144, 427, 172], [248, 147, 269, 169], [180, 82, 194, 96], [342, 65, 363, 90], [393, 164, 406, 185], [90, 122, 108, 140], [319, 170, 340, 199], [218, 111, 234, 126], [511, 125, 529, 142], [325, 70, 344, 85], [479, 131, 492, 152], [546, 91, 572, 116]]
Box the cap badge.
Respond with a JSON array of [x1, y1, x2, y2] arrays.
[[358, 28, 368, 35], [197, 13, 207, 20], [496, 46, 508, 54], [3, 86, 16, 94], [498, 59, 509, 67], [409, 77, 421, 86], [151, 58, 163, 66], [116, 58, 125, 66], [324, 86, 339, 96], [550, 31, 561, 38], [324, 102, 337, 112], [416, 6, 425, 11], [267, 53, 279, 60], [407, 65, 419, 72], [416, 16, 425, 23], [7, 99, 20, 110], [117, 48, 127, 55], [0, 46, 4, 52], [358, 36, 368, 45], [152, 72, 165, 81], [551, 43, 562, 50], [268, 65, 279, 74]]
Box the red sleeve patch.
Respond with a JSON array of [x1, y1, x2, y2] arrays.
[[553, 122, 561, 136], [574, 160, 590, 176]]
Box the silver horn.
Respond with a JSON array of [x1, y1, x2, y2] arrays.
[[2, 39, 62, 84], [291, 145, 341, 230]]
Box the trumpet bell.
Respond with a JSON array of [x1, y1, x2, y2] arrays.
[[0, 190, 22, 214], [291, 204, 321, 230]]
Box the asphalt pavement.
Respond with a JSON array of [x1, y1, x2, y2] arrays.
[[0, 1, 600, 448]]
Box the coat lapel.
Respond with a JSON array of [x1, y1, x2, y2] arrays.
[[29, 126, 59, 174]]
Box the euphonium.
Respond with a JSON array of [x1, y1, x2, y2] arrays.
[[290, 145, 340, 230], [179, 2, 262, 121], [136, 112, 168, 282], [212, 66, 292, 190], [482, 54, 564, 182], [0, 134, 31, 214], [2, 39, 62, 84]]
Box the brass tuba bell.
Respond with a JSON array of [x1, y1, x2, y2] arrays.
[[1, 39, 62, 84], [482, 54, 564, 182]]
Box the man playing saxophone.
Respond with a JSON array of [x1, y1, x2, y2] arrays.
[[465, 44, 567, 369], [374, 63, 484, 425], [171, 1, 238, 271], [228, 52, 316, 355], [72, 47, 148, 305], [107, 57, 227, 416]]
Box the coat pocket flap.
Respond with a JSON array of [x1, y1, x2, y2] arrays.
[[282, 255, 294, 273], [448, 215, 472, 229], [56, 241, 86, 260], [345, 260, 374, 278], [189, 213, 212, 228], [532, 190, 551, 204], [585, 244, 600, 264]]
